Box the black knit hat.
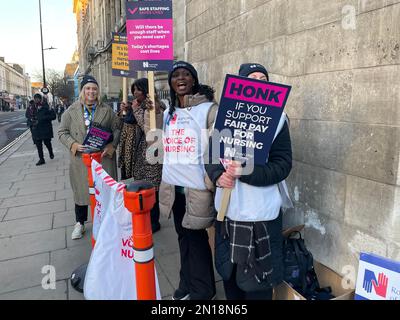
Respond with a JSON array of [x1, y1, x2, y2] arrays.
[[33, 93, 42, 100], [238, 63, 269, 80], [80, 75, 98, 90], [168, 61, 199, 88]]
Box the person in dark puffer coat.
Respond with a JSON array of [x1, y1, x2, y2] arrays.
[[30, 93, 56, 166], [205, 63, 293, 300]]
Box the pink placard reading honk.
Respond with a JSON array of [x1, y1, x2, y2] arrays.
[[224, 76, 290, 107], [127, 19, 173, 61]]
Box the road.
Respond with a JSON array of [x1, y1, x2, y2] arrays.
[[0, 110, 29, 150]]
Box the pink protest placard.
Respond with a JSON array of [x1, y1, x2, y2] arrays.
[[126, 1, 173, 71], [213, 74, 292, 165], [224, 76, 290, 108]]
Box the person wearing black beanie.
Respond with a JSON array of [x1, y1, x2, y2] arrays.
[[33, 93, 43, 101], [28, 92, 56, 166], [147, 60, 218, 300], [167, 61, 200, 88], [205, 63, 293, 300], [238, 63, 269, 81], [80, 75, 98, 90], [167, 61, 201, 115]]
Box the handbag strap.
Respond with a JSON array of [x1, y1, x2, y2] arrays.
[[291, 238, 307, 292]]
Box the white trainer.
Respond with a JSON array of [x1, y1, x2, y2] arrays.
[[71, 222, 85, 240]]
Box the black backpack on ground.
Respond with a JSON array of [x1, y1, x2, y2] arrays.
[[282, 231, 335, 300]]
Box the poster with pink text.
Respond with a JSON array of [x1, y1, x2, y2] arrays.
[[126, 0, 173, 71], [212, 75, 291, 165]]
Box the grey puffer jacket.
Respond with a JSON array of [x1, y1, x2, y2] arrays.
[[155, 93, 218, 230]]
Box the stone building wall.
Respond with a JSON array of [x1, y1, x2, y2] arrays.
[[74, 0, 126, 99], [74, 0, 180, 99], [182, 0, 400, 281], [0, 59, 31, 102]]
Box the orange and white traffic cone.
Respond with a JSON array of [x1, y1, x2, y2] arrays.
[[82, 151, 102, 248], [71, 150, 102, 293], [123, 181, 157, 300]]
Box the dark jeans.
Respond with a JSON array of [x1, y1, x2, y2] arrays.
[[223, 264, 273, 300], [120, 167, 128, 181], [75, 204, 88, 225], [35, 139, 53, 160], [172, 191, 216, 300], [151, 191, 160, 230]]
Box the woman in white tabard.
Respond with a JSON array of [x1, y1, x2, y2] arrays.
[[206, 63, 293, 300], [147, 61, 218, 300]]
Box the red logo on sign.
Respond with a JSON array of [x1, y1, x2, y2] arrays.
[[128, 8, 138, 15], [170, 114, 177, 125]]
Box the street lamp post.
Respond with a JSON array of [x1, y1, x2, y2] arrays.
[[39, 0, 56, 91], [39, 0, 46, 88]]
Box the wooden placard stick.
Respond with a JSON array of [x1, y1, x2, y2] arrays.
[[147, 71, 156, 130], [217, 188, 232, 221], [122, 77, 128, 115], [216, 159, 240, 221]]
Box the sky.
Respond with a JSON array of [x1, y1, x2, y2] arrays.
[[0, 0, 77, 80]]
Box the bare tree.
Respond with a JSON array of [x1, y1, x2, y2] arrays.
[[47, 70, 64, 106], [56, 76, 75, 105], [32, 69, 74, 105]]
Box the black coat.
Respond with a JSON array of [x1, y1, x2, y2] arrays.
[[32, 104, 56, 141], [26, 105, 38, 143], [206, 121, 292, 288], [26, 106, 37, 128]]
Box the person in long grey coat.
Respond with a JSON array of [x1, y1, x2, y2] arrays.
[[58, 75, 121, 240]]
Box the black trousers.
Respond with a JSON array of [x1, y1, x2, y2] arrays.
[[75, 204, 88, 225], [35, 139, 53, 160], [120, 167, 128, 181], [172, 191, 216, 300], [151, 191, 160, 229], [223, 264, 273, 300]]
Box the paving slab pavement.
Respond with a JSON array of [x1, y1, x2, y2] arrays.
[[0, 122, 225, 300]]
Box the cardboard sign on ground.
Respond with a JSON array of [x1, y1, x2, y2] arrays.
[[355, 252, 400, 300]]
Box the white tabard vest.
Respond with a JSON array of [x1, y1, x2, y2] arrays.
[[215, 112, 293, 222], [162, 102, 213, 190]]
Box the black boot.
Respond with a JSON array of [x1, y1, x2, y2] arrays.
[[36, 140, 44, 162], [44, 140, 54, 159]]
